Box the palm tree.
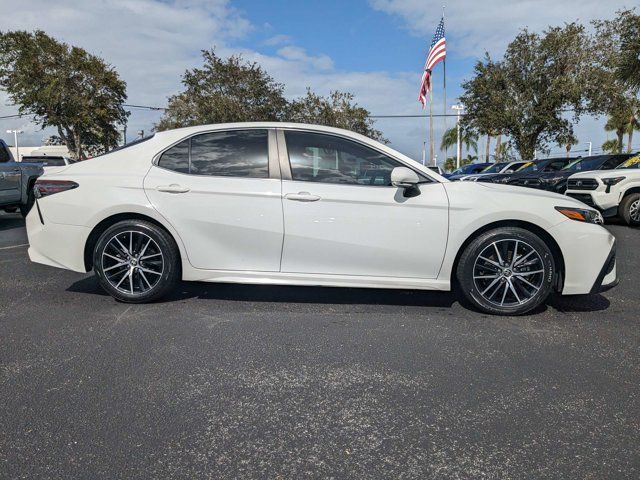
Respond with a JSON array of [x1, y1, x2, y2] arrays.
[[440, 127, 479, 157], [625, 112, 638, 154], [557, 133, 578, 157], [605, 116, 626, 154], [602, 139, 621, 154]]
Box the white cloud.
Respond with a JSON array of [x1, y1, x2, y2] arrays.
[[263, 34, 292, 46], [370, 0, 635, 57], [0, 0, 429, 160]]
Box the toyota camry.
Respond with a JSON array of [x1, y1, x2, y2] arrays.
[[26, 123, 617, 315]]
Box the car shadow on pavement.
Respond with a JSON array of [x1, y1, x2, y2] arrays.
[[67, 276, 458, 307], [0, 216, 24, 232], [67, 276, 610, 313]]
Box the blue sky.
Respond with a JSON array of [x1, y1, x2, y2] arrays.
[[0, 0, 635, 162]]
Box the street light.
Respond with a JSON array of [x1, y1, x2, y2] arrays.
[[6, 129, 24, 161], [451, 104, 464, 169]]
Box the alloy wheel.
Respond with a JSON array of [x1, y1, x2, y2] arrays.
[[101, 230, 164, 295], [629, 199, 640, 222], [473, 239, 545, 308]]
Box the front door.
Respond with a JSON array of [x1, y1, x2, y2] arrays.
[[279, 130, 449, 279], [0, 146, 21, 205], [144, 128, 284, 272]]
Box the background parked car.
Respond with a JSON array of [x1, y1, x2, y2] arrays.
[[427, 165, 445, 175], [477, 158, 574, 185], [566, 154, 640, 225], [510, 154, 634, 194], [0, 139, 44, 216], [444, 162, 492, 180], [460, 161, 529, 181], [21, 155, 76, 174]]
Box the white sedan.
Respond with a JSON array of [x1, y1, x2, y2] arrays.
[[26, 123, 617, 315]]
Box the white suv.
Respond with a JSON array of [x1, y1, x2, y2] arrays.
[[566, 155, 640, 225]]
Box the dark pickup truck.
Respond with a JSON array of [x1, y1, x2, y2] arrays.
[[0, 140, 44, 216]]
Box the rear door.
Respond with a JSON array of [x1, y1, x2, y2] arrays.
[[278, 129, 449, 279], [0, 144, 20, 205], [144, 128, 284, 272]]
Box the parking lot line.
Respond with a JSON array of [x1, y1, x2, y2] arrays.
[[0, 243, 29, 250]]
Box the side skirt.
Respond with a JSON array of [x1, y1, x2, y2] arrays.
[[182, 268, 451, 291]]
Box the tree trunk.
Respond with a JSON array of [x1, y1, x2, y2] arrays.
[[494, 132, 502, 162], [617, 129, 624, 154], [485, 135, 491, 162], [629, 129, 634, 154]]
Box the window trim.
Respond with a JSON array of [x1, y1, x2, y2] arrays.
[[153, 127, 277, 180], [276, 127, 433, 187]]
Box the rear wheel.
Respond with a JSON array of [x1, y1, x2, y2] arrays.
[[620, 193, 640, 226], [93, 220, 180, 303], [456, 227, 555, 315]]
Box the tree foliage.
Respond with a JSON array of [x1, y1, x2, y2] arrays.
[[156, 50, 288, 130], [617, 13, 640, 91], [0, 30, 127, 159], [287, 89, 385, 142], [461, 24, 592, 160], [157, 50, 384, 140]]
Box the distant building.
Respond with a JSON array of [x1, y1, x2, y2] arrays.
[[9, 145, 71, 161]]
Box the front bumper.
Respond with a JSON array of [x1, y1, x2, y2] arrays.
[[590, 242, 618, 294], [550, 220, 617, 295], [566, 190, 620, 218]]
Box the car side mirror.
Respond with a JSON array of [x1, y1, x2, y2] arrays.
[[391, 167, 420, 188]]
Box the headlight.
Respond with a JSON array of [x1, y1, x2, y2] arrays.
[[602, 176, 625, 193], [555, 206, 603, 224], [542, 176, 565, 184], [602, 176, 625, 186]]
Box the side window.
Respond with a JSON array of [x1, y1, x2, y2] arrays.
[[0, 143, 10, 163], [158, 139, 189, 173], [544, 161, 566, 172], [285, 131, 420, 186], [190, 130, 268, 178]]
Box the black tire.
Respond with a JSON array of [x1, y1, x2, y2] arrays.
[[456, 227, 555, 315], [20, 189, 35, 217], [93, 220, 180, 303], [619, 193, 640, 226]]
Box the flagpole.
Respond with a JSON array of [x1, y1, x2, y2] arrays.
[[442, 6, 447, 166], [429, 89, 434, 165]]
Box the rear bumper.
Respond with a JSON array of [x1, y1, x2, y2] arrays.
[[26, 204, 89, 272]]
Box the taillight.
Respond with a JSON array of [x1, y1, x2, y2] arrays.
[[33, 180, 79, 198]]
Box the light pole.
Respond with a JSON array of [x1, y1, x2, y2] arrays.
[[451, 104, 464, 169], [587, 142, 592, 156], [6, 129, 24, 161]]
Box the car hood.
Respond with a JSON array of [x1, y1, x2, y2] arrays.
[[570, 169, 640, 180], [444, 180, 586, 207]]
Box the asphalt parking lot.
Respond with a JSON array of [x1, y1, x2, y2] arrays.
[[1, 211, 639, 479]]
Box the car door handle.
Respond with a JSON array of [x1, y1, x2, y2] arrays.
[[156, 184, 190, 194], [285, 192, 321, 202]]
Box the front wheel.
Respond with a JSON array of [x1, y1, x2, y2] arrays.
[[619, 193, 640, 226], [456, 227, 555, 315], [93, 220, 181, 303]]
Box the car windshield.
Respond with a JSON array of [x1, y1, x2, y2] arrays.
[[516, 161, 542, 173], [480, 162, 509, 174], [562, 157, 604, 172], [615, 155, 640, 169]]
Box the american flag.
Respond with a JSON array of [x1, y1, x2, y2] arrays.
[[418, 17, 446, 106]]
